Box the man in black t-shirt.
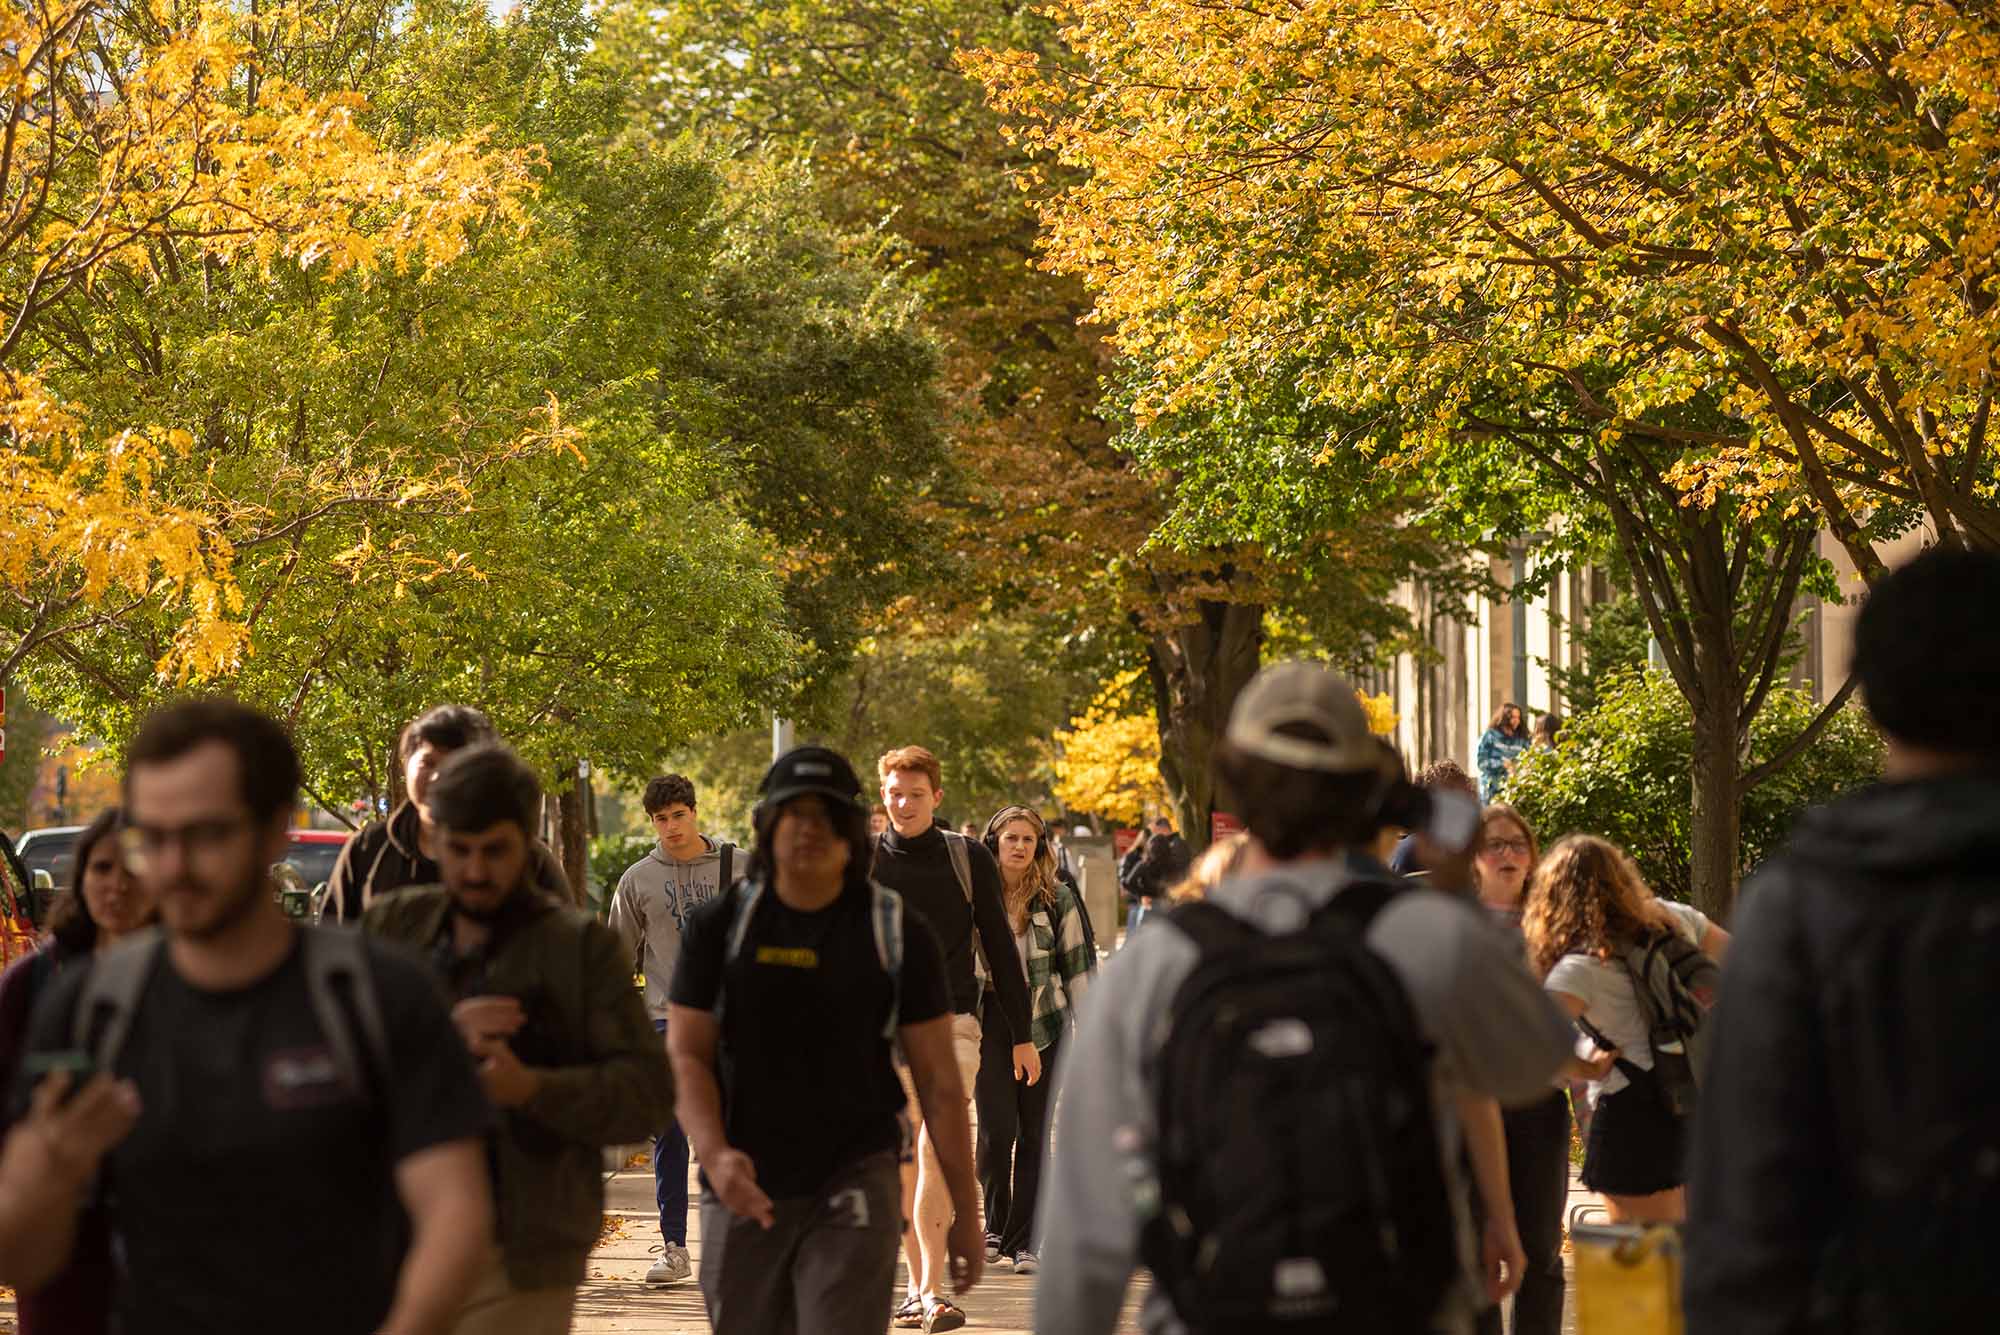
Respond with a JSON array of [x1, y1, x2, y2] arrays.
[[668, 746, 982, 1335], [1, 701, 494, 1335]]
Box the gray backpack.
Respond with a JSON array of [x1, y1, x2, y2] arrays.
[[75, 926, 391, 1097]]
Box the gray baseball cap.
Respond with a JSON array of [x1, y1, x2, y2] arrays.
[[1225, 661, 1393, 775]]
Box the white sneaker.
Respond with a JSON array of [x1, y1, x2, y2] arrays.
[[1011, 1250, 1039, 1275], [645, 1242, 692, 1286]]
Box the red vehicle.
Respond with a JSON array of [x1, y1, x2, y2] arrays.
[[282, 829, 349, 921]]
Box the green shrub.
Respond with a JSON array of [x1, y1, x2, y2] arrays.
[[1504, 671, 1883, 902]]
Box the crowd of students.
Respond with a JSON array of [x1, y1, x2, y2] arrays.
[[0, 545, 1996, 1335]]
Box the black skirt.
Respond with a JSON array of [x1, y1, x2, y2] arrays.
[[1580, 1063, 1687, 1197]]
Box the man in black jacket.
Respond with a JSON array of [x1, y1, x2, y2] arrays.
[[326, 705, 565, 922], [1687, 548, 2000, 1333], [873, 745, 1034, 1332]]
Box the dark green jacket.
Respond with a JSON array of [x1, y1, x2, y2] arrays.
[[363, 885, 671, 1290]]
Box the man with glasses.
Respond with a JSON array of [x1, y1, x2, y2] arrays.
[[2, 700, 496, 1335]]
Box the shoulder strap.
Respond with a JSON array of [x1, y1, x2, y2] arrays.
[[719, 843, 735, 894], [870, 883, 905, 1038], [302, 927, 391, 1099], [1165, 900, 1260, 956], [1315, 876, 1402, 936], [722, 880, 764, 964], [72, 928, 165, 1070], [943, 831, 974, 904]]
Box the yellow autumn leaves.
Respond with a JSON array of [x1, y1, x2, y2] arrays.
[[1054, 670, 1399, 825], [2, 1, 539, 682], [965, 0, 2000, 570]]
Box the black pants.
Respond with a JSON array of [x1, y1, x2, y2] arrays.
[[974, 997, 1060, 1257], [1475, 1090, 1573, 1335]]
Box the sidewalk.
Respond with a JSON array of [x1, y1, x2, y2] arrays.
[[577, 1162, 1147, 1333], [0, 1163, 1586, 1333]]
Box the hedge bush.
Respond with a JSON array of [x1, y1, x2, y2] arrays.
[[1503, 671, 1883, 902]]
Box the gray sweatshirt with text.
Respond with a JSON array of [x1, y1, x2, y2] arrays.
[[608, 837, 736, 1021]]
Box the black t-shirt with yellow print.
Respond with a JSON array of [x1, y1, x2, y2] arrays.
[[671, 878, 950, 1198]]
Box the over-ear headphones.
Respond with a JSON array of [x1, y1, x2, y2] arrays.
[[982, 805, 1050, 862]]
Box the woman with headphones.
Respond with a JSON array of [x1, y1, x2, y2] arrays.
[[974, 804, 1097, 1276]]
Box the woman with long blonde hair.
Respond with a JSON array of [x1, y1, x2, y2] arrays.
[[975, 804, 1096, 1274], [1526, 836, 1731, 1223]]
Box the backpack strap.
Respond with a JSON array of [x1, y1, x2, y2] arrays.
[[942, 832, 974, 904], [718, 843, 735, 894], [1315, 876, 1402, 936], [72, 927, 165, 1070], [869, 883, 906, 1038], [714, 881, 764, 1031], [1165, 900, 1261, 955], [302, 927, 391, 1099]]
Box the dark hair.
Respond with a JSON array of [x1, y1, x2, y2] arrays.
[[1214, 728, 1386, 859], [48, 807, 124, 955], [1416, 759, 1478, 797], [1490, 702, 1525, 736], [1855, 547, 2000, 757], [643, 774, 697, 816], [1533, 714, 1564, 745], [125, 699, 300, 826], [398, 704, 497, 765], [425, 744, 543, 835], [748, 793, 873, 897]]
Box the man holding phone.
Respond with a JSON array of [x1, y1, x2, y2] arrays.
[[2, 700, 496, 1335], [366, 743, 672, 1334]]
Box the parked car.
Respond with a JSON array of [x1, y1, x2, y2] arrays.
[[14, 825, 81, 917], [283, 829, 349, 920]]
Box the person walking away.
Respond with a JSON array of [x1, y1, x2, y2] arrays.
[[1470, 805, 1571, 1335], [1526, 835, 1729, 1224], [0, 808, 157, 1335], [667, 747, 982, 1335], [976, 805, 1095, 1275], [366, 745, 672, 1333], [1122, 817, 1190, 936], [1035, 661, 1578, 1335], [1685, 548, 2000, 1333], [1, 700, 494, 1334], [606, 774, 740, 1288], [872, 746, 1035, 1332], [326, 704, 566, 921], [1476, 705, 1532, 803]]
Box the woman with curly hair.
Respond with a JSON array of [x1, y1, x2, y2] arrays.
[[976, 804, 1096, 1275], [1526, 835, 1730, 1223]]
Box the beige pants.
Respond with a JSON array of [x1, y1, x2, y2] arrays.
[[450, 1248, 577, 1335], [898, 1012, 984, 1298]]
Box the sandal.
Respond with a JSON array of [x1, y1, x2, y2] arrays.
[[922, 1295, 967, 1333], [893, 1294, 924, 1329]]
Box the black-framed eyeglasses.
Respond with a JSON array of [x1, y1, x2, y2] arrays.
[[118, 817, 254, 869]]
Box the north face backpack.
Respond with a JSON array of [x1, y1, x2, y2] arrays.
[[1621, 924, 1720, 1118], [1141, 881, 1456, 1334]]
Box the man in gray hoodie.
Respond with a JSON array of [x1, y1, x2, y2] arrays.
[[608, 774, 739, 1288], [1035, 662, 1578, 1335]]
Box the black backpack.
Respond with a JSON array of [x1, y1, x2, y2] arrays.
[[1141, 881, 1457, 1334], [1620, 925, 1720, 1118]]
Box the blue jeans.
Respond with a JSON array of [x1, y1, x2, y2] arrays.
[[652, 1019, 690, 1246], [1126, 901, 1148, 937]]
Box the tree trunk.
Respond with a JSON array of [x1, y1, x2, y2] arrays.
[[557, 770, 589, 908], [1687, 685, 1743, 923], [1143, 596, 1265, 854]]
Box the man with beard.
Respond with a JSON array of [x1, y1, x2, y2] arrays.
[[2, 700, 495, 1335], [366, 744, 671, 1333]]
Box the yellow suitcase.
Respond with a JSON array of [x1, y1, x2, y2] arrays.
[[1572, 1222, 1685, 1335]]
